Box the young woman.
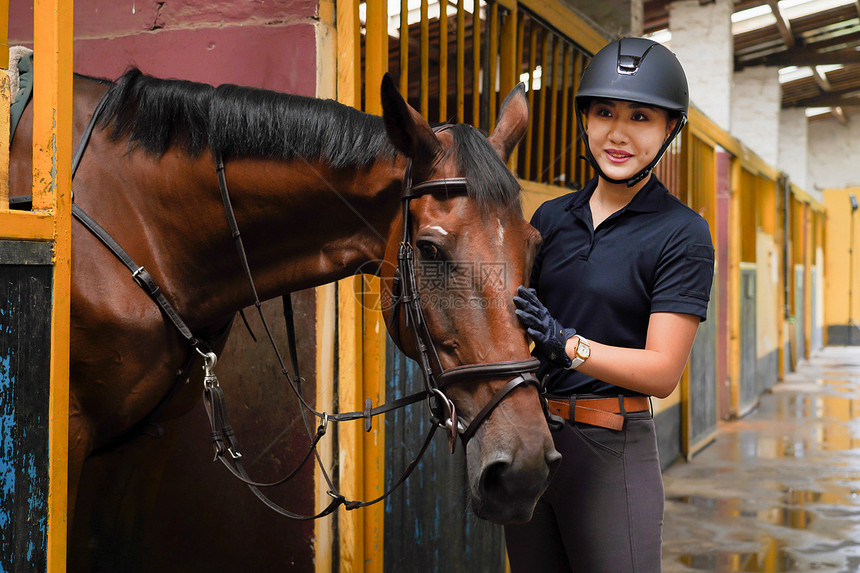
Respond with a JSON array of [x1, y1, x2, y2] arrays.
[[507, 37, 715, 572]]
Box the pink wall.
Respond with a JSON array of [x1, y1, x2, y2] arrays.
[[10, 0, 318, 95]]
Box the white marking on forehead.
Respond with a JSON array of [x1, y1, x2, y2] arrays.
[[497, 218, 505, 245], [425, 225, 449, 236]]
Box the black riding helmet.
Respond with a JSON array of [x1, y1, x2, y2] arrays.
[[575, 37, 689, 187]]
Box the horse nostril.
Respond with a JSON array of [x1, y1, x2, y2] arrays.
[[479, 458, 511, 499]]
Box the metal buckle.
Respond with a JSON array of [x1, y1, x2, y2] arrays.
[[430, 388, 463, 453], [199, 351, 219, 388]]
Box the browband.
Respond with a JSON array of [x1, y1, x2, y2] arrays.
[[402, 177, 469, 199]]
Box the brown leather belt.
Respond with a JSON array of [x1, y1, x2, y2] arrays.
[[546, 396, 650, 431]]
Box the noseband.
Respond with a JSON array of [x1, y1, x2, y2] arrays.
[[391, 161, 541, 452]]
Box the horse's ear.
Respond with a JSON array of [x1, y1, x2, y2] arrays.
[[381, 73, 442, 161], [488, 82, 528, 162]]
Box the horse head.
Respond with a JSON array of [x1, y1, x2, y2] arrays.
[[377, 75, 561, 524]]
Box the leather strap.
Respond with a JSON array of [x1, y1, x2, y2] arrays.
[[437, 358, 541, 388], [545, 396, 650, 431], [401, 177, 468, 199], [460, 373, 539, 443]]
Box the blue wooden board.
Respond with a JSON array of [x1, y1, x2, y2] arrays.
[[383, 340, 506, 572], [1, 240, 53, 573]]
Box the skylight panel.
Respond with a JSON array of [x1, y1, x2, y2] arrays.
[[732, 5, 776, 35], [780, 0, 856, 20], [779, 66, 814, 82]]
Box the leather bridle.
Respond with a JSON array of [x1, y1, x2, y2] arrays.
[[390, 160, 542, 452], [49, 91, 546, 520]]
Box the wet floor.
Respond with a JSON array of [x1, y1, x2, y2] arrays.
[[662, 346, 860, 573]]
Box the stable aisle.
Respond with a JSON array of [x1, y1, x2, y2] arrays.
[[662, 346, 860, 573]]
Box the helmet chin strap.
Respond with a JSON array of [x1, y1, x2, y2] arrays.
[[576, 115, 687, 188]]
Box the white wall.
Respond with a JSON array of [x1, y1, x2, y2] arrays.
[[731, 66, 782, 167], [808, 117, 860, 191], [669, 0, 733, 132], [779, 108, 808, 191]]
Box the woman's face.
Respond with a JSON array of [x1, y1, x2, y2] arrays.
[[585, 98, 677, 183]]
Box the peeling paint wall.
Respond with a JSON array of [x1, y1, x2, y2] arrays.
[[9, 0, 318, 95]]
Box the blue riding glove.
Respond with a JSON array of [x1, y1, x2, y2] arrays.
[[513, 285, 577, 369]]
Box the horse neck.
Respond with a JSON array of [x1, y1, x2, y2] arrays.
[[166, 153, 406, 325]]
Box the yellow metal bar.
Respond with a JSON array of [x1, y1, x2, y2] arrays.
[[499, 7, 517, 98], [524, 23, 536, 180], [314, 283, 336, 573], [361, 279, 385, 573], [439, 0, 448, 122], [488, 1, 498, 131], [335, 0, 361, 569], [535, 31, 549, 183], [0, 0, 8, 69], [679, 119, 690, 206], [361, 1, 387, 568], [0, 0, 6, 207], [0, 73, 9, 209], [32, 0, 74, 569], [547, 36, 559, 184], [558, 43, 570, 186], [337, 0, 360, 108], [365, 0, 387, 106], [337, 277, 364, 573], [456, 0, 465, 123], [420, 0, 429, 117], [728, 158, 742, 416], [472, 1, 481, 127], [400, 0, 409, 96]]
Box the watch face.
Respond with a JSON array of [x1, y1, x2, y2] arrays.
[[579, 343, 590, 358]]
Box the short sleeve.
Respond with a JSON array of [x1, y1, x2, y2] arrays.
[[650, 216, 715, 321]]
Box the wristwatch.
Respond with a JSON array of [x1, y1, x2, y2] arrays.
[[567, 336, 591, 370]]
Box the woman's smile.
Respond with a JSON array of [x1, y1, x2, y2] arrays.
[[605, 148, 633, 163]]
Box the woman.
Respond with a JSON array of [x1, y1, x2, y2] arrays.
[[507, 37, 715, 572]]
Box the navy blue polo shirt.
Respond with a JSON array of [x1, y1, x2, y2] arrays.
[[530, 175, 715, 396]]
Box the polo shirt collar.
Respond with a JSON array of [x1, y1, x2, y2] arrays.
[[564, 175, 666, 214]]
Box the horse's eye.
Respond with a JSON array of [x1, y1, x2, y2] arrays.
[[417, 241, 442, 261]]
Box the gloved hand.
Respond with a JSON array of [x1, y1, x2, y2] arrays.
[[514, 285, 577, 369]]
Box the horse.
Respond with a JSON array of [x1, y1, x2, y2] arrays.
[[9, 69, 561, 534]]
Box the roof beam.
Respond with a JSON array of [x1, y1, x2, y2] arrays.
[[784, 94, 860, 108], [811, 66, 833, 92], [832, 106, 848, 124], [768, 0, 796, 48], [739, 48, 860, 68]]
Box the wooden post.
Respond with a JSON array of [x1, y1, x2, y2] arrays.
[[0, 0, 72, 571]]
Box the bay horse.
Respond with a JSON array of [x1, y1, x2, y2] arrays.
[[9, 69, 560, 529]]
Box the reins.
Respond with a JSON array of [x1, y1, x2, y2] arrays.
[[22, 89, 547, 520]]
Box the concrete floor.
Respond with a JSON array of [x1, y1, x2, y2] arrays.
[[662, 346, 860, 573]]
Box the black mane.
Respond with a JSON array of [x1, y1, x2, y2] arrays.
[[97, 68, 520, 210]]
